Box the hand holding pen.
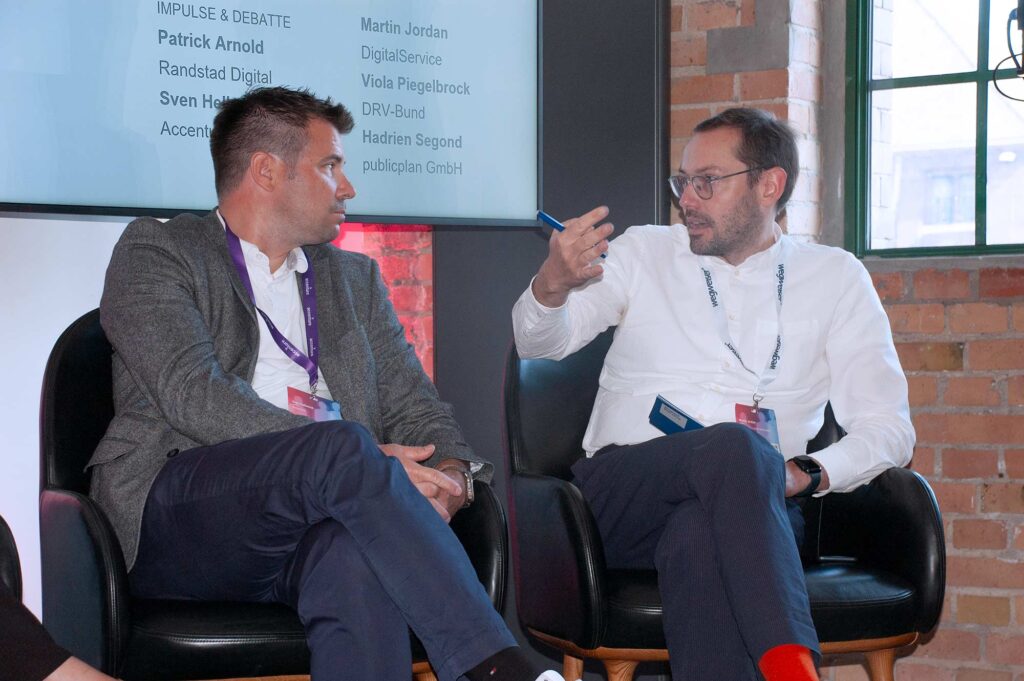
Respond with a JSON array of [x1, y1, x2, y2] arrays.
[[531, 206, 614, 308]]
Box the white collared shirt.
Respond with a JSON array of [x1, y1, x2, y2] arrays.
[[512, 223, 915, 494], [217, 213, 333, 409]]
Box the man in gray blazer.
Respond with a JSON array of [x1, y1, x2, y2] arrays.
[[89, 86, 565, 681]]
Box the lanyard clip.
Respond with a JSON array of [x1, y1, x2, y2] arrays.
[[752, 392, 764, 411], [309, 378, 319, 397]]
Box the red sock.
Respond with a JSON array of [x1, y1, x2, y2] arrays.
[[757, 644, 818, 681]]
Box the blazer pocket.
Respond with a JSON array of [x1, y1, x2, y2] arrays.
[[86, 411, 163, 467]]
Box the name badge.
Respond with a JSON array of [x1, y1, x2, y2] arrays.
[[735, 403, 781, 453], [649, 394, 704, 435], [288, 386, 343, 422]]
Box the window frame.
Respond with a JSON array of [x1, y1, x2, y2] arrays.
[[844, 0, 1024, 257]]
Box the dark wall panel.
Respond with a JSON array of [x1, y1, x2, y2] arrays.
[[433, 2, 668, 677]]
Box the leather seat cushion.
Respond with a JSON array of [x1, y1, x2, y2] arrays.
[[122, 599, 429, 680], [597, 562, 916, 650], [805, 562, 916, 642]]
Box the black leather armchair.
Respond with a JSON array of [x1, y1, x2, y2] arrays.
[[504, 330, 945, 681], [40, 309, 508, 681]]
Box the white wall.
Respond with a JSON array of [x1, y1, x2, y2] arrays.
[[0, 212, 128, 616]]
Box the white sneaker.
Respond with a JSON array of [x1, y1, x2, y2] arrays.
[[535, 671, 579, 681]]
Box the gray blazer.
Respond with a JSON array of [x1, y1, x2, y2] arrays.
[[89, 211, 488, 568]]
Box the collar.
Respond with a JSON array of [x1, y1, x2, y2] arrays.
[[216, 209, 308, 276]]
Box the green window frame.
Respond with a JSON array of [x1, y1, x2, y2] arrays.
[[845, 1, 1024, 257]]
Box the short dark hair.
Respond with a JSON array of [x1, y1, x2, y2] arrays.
[[210, 86, 355, 197], [693, 107, 799, 212]]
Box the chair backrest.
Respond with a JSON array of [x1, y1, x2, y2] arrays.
[[40, 309, 114, 494], [503, 328, 843, 480], [504, 330, 614, 480], [0, 514, 22, 600]]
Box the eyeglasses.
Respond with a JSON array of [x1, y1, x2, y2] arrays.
[[667, 167, 767, 201]]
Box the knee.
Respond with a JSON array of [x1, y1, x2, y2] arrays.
[[299, 420, 384, 478], [702, 422, 784, 477]]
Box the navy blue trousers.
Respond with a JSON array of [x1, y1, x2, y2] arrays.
[[571, 423, 819, 680], [129, 420, 515, 681]]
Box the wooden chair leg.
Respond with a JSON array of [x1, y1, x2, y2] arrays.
[[413, 670, 438, 681], [602, 659, 639, 681], [563, 653, 584, 681], [864, 647, 896, 681]]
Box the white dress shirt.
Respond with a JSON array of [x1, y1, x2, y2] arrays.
[[512, 223, 915, 494], [217, 213, 333, 409]]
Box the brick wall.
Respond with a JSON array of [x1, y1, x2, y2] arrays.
[[856, 263, 1024, 681], [333, 224, 434, 378], [670, 0, 1024, 678], [670, 0, 822, 238]]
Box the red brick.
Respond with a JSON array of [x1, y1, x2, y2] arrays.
[[670, 5, 683, 32], [670, 35, 707, 67], [1013, 302, 1024, 330], [910, 447, 936, 476], [948, 303, 1009, 334], [957, 594, 1011, 626], [915, 627, 981, 660], [908, 375, 938, 407], [670, 106, 714, 138], [1017, 594, 1024, 624], [987, 633, 1024, 665], [947, 556, 1024, 588], [943, 449, 1000, 478], [896, 342, 964, 371], [981, 483, 1024, 514], [886, 304, 946, 334], [873, 272, 906, 301], [378, 254, 415, 282], [686, 1, 739, 31], [979, 268, 1024, 298], [957, 669, 1013, 681], [671, 73, 735, 105], [944, 377, 1002, 407], [379, 228, 431, 252], [739, 0, 756, 27], [1009, 376, 1024, 406], [968, 339, 1024, 370], [738, 69, 789, 101], [1006, 449, 1024, 478], [914, 269, 971, 300], [914, 413, 1023, 445], [388, 284, 431, 313], [413, 253, 433, 282], [896, 663, 955, 681], [952, 519, 1008, 550], [1014, 524, 1024, 550], [928, 481, 978, 514]]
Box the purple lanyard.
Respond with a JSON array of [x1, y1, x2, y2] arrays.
[[224, 221, 321, 394]]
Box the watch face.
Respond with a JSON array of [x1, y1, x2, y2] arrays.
[[796, 457, 821, 474]]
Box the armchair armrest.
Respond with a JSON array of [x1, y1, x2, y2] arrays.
[[511, 473, 607, 649], [39, 489, 132, 675], [816, 467, 945, 633], [450, 481, 508, 612]]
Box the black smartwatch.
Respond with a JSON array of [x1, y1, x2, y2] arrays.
[[791, 456, 822, 497]]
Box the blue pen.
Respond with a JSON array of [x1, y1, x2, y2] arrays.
[[537, 210, 607, 259]]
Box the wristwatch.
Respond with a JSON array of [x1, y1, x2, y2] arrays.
[[791, 456, 822, 497], [440, 466, 475, 508]]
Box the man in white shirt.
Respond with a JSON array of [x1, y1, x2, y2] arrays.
[[512, 108, 914, 681]]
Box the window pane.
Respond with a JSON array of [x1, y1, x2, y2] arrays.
[[989, 1, 1024, 71], [873, 0, 979, 79], [987, 81, 1024, 245], [870, 84, 976, 250]]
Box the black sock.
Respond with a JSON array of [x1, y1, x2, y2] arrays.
[[464, 646, 541, 681]]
